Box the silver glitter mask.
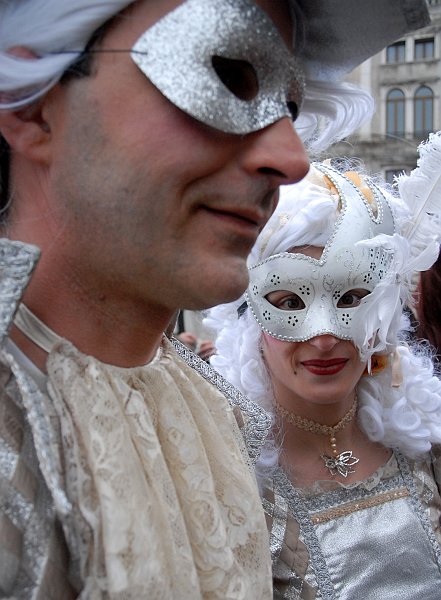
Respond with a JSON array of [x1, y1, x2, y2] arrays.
[[245, 165, 396, 342], [130, 0, 305, 134]]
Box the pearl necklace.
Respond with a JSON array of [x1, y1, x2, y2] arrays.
[[274, 397, 359, 478]]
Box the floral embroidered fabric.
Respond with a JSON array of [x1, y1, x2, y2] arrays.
[[42, 337, 272, 598]]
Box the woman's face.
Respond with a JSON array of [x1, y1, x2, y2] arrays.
[[261, 246, 368, 414]]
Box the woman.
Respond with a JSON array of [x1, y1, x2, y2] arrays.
[[206, 134, 441, 599]]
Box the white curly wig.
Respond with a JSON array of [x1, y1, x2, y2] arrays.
[[206, 147, 441, 466]]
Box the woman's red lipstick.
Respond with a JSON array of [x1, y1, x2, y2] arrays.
[[301, 358, 348, 376]]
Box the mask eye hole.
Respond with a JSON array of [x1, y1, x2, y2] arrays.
[[266, 290, 305, 311], [287, 101, 299, 122], [212, 55, 259, 101], [337, 289, 370, 308]]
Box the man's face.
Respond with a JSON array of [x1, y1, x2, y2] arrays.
[[46, 0, 309, 314]]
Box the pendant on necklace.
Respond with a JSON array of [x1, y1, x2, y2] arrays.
[[321, 451, 359, 478]]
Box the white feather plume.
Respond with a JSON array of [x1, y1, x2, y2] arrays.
[[341, 133, 441, 360], [397, 131, 441, 251]]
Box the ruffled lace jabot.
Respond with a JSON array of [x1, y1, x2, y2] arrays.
[[43, 337, 271, 599], [11, 301, 271, 597]]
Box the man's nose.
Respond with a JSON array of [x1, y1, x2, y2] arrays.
[[241, 116, 309, 186]]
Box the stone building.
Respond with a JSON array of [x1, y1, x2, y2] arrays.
[[329, 0, 441, 183]]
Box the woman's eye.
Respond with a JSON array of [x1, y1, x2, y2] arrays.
[[266, 292, 305, 310], [337, 289, 370, 308]]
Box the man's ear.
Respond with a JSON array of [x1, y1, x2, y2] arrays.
[[0, 46, 53, 163], [0, 101, 52, 164]]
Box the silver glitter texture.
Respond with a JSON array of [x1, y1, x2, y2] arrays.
[[131, 0, 305, 134]]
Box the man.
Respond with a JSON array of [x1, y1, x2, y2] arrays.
[[0, 0, 430, 597]]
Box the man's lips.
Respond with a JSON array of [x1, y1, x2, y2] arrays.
[[301, 358, 349, 375], [202, 188, 277, 226], [202, 205, 268, 230]]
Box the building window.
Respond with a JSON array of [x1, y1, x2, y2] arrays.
[[414, 86, 433, 139], [386, 89, 405, 137], [414, 37, 434, 60], [386, 41, 405, 63]]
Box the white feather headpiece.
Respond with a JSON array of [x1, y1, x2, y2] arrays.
[[354, 131, 441, 359]]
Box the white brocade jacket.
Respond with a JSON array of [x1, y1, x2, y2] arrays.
[[0, 239, 272, 599]]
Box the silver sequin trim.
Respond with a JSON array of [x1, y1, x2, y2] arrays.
[[171, 337, 271, 464], [0, 239, 40, 341], [396, 450, 441, 572], [272, 468, 336, 600]]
